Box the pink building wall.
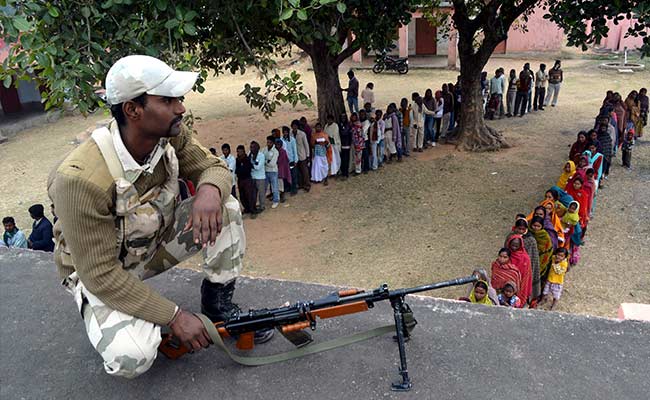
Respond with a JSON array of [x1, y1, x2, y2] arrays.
[[595, 19, 647, 51], [504, 8, 564, 53]]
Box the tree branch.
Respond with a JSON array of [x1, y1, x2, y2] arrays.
[[334, 36, 361, 66]]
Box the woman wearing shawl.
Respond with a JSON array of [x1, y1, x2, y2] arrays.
[[549, 185, 574, 208], [528, 206, 559, 249], [468, 280, 494, 306], [613, 92, 627, 143], [506, 218, 541, 301], [466, 268, 499, 305], [505, 235, 532, 304], [566, 176, 588, 228], [582, 145, 605, 185], [491, 248, 523, 295], [541, 199, 565, 247], [625, 90, 642, 137], [563, 203, 584, 266], [557, 161, 576, 190], [529, 216, 553, 287], [569, 131, 588, 164]]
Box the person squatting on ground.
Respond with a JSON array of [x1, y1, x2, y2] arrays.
[[48, 55, 273, 379]]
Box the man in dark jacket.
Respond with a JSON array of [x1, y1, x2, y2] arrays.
[[27, 204, 54, 252]]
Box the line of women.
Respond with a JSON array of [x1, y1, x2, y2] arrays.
[[464, 92, 621, 310]]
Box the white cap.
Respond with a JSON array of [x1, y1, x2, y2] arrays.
[[105, 55, 198, 105]]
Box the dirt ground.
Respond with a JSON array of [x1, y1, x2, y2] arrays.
[[1, 57, 648, 318]]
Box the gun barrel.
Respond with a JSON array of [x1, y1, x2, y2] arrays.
[[395, 275, 478, 297]]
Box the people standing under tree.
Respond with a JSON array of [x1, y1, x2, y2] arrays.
[[1, 216, 28, 248], [506, 69, 518, 117], [291, 119, 311, 192], [263, 136, 280, 209], [453, 81, 462, 132], [310, 123, 331, 186], [534, 63, 548, 111], [545, 60, 563, 107], [361, 82, 375, 110], [526, 65, 535, 113], [432, 91, 443, 144], [342, 70, 359, 114], [250, 140, 267, 213]]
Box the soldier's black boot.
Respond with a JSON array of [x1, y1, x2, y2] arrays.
[[200, 279, 274, 344]]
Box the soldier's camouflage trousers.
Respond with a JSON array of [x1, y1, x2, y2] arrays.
[[63, 195, 245, 378]]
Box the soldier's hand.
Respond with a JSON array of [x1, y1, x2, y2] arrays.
[[186, 184, 222, 246], [169, 309, 211, 351]]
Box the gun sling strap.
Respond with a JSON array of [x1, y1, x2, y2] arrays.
[[197, 314, 395, 366]]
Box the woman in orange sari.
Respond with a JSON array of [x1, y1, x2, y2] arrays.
[[540, 199, 566, 248]]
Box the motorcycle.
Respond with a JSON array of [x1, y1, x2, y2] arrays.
[[372, 53, 409, 75]]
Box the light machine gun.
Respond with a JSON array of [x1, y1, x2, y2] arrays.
[[160, 275, 478, 391]]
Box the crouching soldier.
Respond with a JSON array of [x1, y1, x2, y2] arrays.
[[48, 55, 273, 379]]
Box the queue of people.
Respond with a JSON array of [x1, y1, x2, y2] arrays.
[[483, 60, 565, 120], [463, 88, 645, 311]]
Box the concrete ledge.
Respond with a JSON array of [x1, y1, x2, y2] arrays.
[[618, 303, 650, 322], [1, 249, 649, 400]]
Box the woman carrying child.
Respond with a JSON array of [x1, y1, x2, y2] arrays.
[[505, 235, 532, 305], [491, 248, 523, 303]]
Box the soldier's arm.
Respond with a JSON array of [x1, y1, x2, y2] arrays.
[[54, 173, 178, 326], [172, 125, 232, 197]]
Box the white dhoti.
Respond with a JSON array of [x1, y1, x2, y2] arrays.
[[311, 156, 329, 182]]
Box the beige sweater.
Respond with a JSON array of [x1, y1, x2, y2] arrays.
[[48, 125, 232, 326]]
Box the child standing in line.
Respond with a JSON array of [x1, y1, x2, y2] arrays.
[[498, 282, 523, 308], [540, 248, 569, 310], [622, 128, 635, 169]]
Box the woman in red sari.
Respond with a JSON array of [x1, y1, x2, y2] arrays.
[[566, 176, 588, 228], [491, 248, 523, 298], [505, 234, 532, 304]]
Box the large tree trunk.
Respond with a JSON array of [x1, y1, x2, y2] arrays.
[[450, 16, 509, 152], [453, 59, 509, 152], [309, 42, 347, 123]]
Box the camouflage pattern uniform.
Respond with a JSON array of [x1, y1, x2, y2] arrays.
[[61, 125, 244, 378]]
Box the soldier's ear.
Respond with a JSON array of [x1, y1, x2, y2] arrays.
[[123, 101, 141, 121]]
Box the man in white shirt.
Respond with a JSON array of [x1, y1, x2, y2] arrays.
[[534, 63, 548, 111], [263, 135, 280, 209], [324, 115, 341, 175], [219, 143, 236, 197]]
